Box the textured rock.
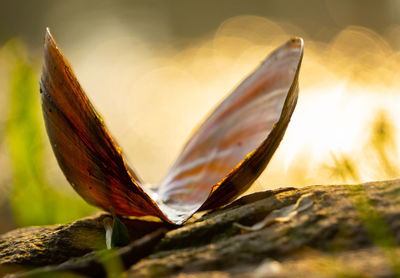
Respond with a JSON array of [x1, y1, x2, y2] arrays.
[[0, 180, 399, 277], [7, 229, 167, 278], [0, 213, 172, 276], [129, 180, 400, 277]]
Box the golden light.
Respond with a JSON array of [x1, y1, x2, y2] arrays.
[[43, 15, 400, 194]]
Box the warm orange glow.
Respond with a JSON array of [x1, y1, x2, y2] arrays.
[[52, 15, 400, 192]]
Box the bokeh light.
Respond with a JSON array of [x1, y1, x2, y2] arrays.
[[60, 16, 400, 190], [1, 2, 400, 231]]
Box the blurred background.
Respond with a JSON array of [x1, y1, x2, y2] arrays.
[[1, 0, 400, 232]]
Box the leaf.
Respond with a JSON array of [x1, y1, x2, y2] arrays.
[[103, 209, 130, 249]]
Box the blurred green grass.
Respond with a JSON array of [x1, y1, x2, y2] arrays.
[[4, 40, 95, 228], [327, 111, 400, 276]]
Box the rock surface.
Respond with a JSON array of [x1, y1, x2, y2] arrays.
[[1, 180, 400, 277]]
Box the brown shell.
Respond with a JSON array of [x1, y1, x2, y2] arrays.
[[41, 28, 303, 224]]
